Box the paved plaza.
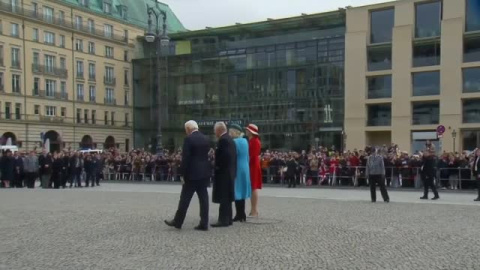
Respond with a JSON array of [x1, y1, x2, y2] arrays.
[[1, 184, 480, 270]]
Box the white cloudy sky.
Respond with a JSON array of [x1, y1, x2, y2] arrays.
[[161, 0, 396, 30]]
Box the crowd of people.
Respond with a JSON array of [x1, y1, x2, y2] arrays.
[[0, 149, 105, 189], [1, 140, 479, 191], [258, 142, 479, 189]]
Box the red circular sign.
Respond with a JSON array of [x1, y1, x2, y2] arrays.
[[436, 125, 445, 134]]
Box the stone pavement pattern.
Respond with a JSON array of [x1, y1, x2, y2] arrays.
[[1, 184, 480, 270]]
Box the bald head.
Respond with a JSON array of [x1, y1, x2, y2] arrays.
[[184, 120, 199, 135], [214, 122, 227, 138]]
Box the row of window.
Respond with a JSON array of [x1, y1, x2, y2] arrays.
[[0, 72, 129, 106], [367, 99, 480, 126], [30, 0, 129, 38], [0, 102, 22, 120], [0, 101, 129, 127], [0, 46, 22, 69], [75, 61, 129, 86], [78, 0, 128, 20], [0, 105, 129, 127], [75, 39, 128, 60], [367, 36, 480, 71], [367, 67, 480, 99], [74, 83, 130, 106], [0, 18, 130, 61], [32, 78, 67, 98], [73, 109, 129, 127], [175, 38, 345, 74], [0, 72, 21, 94], [370, 0, 480, 44], [75, 84, 114, 104], [2, 20, 127, 44], [1, 46, 129, 82]]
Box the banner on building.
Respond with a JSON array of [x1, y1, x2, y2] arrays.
[[197, 119, 244, 127]]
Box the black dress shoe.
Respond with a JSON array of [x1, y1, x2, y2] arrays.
[[474, 198, 480, 202], [420, 197, 428, 200], [431, 196, 440, 200], [164, 219, 181, 229], [210, 222, 229, 228], [233, 217, 246, 222], [194, 225, 209, 231], [384, 199, 390, 203]]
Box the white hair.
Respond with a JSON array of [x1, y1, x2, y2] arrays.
[[229, 128, 244, 138], [184, 120, 199, 131], [214, 122, 227, 132]]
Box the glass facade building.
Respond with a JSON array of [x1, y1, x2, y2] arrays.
[[133, 11, 346, 152]]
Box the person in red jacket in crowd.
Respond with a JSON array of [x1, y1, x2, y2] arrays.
[[246, 124, 262, 218]]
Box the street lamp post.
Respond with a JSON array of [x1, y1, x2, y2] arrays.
[[145, 5, 169, 155], [452, 129, 457, 153]]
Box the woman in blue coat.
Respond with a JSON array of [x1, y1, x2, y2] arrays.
[[229, 124, 252, 222]]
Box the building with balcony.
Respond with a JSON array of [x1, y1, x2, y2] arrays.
[[133, 11, 346, 151], [345, 0, 480, 153], [0, 0, 185, 152]]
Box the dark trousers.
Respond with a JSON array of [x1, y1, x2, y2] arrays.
[[234, 200, 246, 220], [96, 172, 102, 185], [369, 174, 389, 202], [61, 171, 68, 188], [52, 173, 62, 189], [286, 174, 296, 188], [85, 173, 95, 187], [13, 172, 23, 188], [218, 201, 233, 225], [41, 173, 51, 188], [25, 172, 37, 188], [174, 181, 209, 227], [476, 177, 480, 198], [72, 170, 82, 187], [422, 174, 439, 198], [69, 170, 82, 187]]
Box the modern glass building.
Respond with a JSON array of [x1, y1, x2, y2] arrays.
[[133, 11, 346, 151]]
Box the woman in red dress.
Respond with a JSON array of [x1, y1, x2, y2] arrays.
[[246, 124, 262, 217]]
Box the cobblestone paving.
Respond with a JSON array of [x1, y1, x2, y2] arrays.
[[1, 185, 480, 270]]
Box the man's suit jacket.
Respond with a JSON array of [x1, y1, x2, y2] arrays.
[[473, 156, 480, 176], [213, 133, 237, 204], [180, 131, 211, 186], [421, 156, 436, 178]]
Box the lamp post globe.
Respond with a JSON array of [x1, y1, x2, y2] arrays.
[[145, 33, 156, 43], [160, 35, 170, 47]]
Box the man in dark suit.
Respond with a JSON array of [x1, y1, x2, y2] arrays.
[[69, 153, 83, 187], [473, 149, 480, 202], [165, 120, 211, 231], [211, 122, 237, 228], [420, 150, 439, 200]]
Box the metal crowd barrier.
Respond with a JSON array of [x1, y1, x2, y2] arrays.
[[259, 166, 476, 190], [97, 165, 477, 190]]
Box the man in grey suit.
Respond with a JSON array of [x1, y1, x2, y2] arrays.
[[23, 151, 39, 189], [366, 147, 390, 203]]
